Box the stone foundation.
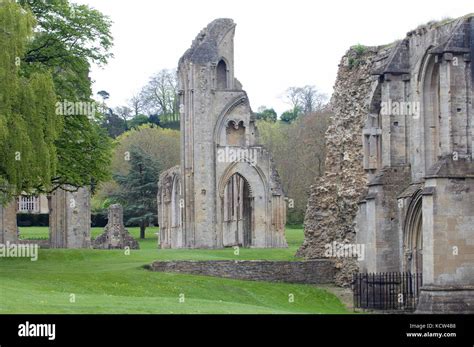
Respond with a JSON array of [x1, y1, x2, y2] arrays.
[[416, 286, 474, 314]]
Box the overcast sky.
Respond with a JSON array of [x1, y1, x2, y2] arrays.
[[76, 0, 473, 114]]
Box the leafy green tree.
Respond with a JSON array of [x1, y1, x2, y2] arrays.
[[111, 125, 180, 177], [128, 114, 150, 129], [280, 107, 302, 123], [255, 106, 277, 122], [94, 125, 180, 227], [19, 0, 113, 100], [112, 146, 161, 239], [0, 0, 62, 201], [53, 115, 112, 192], [258, 110, 330, 224], [16, 0, 115, 193], [101, 109, 128, 138]]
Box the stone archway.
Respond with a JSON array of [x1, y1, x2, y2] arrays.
[[404, 190, 423, 274], [222, 173, 253, 247]]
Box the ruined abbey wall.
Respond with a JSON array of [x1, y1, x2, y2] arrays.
[[299, 16, 474, 305], [296, 45, 391, 285]]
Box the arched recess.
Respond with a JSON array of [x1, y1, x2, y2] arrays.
[[403, 189, 423, 274], [217, 160, 268, 248], [216, 59, 228, 89], [222, 173, 252, 247], [363, 81, 383, 171], [170, 176, 184, 247], [421, 53, 441, 173], [213, 95, 248, 146], [226, 120, 246, 146]]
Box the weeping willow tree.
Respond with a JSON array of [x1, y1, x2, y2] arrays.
[[0, 0, 62, 203], [19, 0, 113, 194]]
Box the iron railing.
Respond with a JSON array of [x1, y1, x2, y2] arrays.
[[352, 272, 422, 311]]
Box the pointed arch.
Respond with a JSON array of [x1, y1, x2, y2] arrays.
[[403, 189, 423, 274], [216, 59, 228, 89]]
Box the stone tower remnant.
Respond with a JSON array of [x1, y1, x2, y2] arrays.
[[158, 19, 287, 249]]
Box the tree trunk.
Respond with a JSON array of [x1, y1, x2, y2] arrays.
[[140, 222, 146, 239]]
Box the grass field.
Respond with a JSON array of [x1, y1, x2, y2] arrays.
[[0, 226, 349, 314]]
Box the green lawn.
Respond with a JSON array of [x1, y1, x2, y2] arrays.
[[0, 226, 349, 314]]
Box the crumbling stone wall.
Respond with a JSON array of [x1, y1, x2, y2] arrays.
[[296, 45, 394, 286]]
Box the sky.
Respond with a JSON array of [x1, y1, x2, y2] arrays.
[[76, 0, 473, 115]]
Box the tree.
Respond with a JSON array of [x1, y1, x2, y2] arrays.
[[93, 125, 180, 230], [282, 85, 328, 121], [141, 69, 178, 117], [128, 92, 146, 117], [280, 108, 301, 123], [128, 114, 150, 129], [20, 0, 113, 100], [257, 110, 330, 224], [112, 146, 161, 239], [111, 125, 180, 177], [299, 85, 327, 114], [97, 90, 110, 101], [16, 0, 115, 193], [284, 87, 303, 114], [255, 106, 277, 122], [101, 109, 128, 138], [0, 0, 62, 201]]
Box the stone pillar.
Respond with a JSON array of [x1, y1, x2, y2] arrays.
[[49, 186, 91, 249], [416, 160, 474, 313], [93, 204, 139, 249], [381, 74, 408, 167], [0, 199, 18, 244]]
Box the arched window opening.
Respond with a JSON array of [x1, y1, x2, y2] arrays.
[[216, 60, 228, 89]]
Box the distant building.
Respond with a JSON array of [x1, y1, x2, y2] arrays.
[[17, 195, 49, 214]]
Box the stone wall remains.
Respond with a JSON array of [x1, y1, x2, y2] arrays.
[[149, 260, 336, 284]]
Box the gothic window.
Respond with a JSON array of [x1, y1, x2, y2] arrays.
[[226, 120, 246, 146], [216, 59, 227, 89], [423, 57, 441, 171], [363, 113, 382, 171]]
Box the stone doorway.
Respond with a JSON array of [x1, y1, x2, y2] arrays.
[[404, 191, 423, 274], [222, 173, 253, 247]]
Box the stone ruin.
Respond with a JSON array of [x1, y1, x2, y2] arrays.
[[299, 15, 474, 313], [93, 204, 139, 250], [0, 199, 17, 244], [0, 186, 92, 249], [49, 186, 92, 249], [157, 18, 287, 249]]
